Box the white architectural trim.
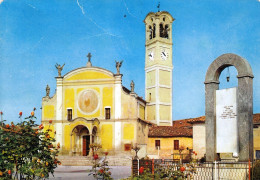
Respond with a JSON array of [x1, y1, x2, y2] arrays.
[[170, 69, 173, 125], [56, 78, 63, 121], [115, 121, 122, 151], [56, 77, 63, 149], [146, 85, 157, 89], [147, 85, 171, 89], [156, 68, 159, 125], [145, 65, 173, 72], [159, 85, 171, 89], [114, 75, 122, 151], [145, 67, 148, 120]]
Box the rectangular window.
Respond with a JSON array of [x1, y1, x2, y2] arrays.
[[174, 140, 179, 150], [155, 140, 160, 150], [67, 109, 72, 121], [105, 108, 110, 119]]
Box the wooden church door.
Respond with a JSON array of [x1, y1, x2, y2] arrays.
[[82, 136, 90, 156]]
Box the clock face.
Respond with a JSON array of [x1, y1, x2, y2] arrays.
[[161, 50, 168, 60], [148, 51, 154, 60], [78, 90, 99, 114]]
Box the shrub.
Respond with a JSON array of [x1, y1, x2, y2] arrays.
[[89, 144, 112, 180], [251, 160, 260, 180], [0, 109, 60, 179]]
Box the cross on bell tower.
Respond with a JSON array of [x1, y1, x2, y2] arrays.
[[86, 52, 92, 67]]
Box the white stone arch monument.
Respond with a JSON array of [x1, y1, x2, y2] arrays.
[[204, 53, 254, 162]]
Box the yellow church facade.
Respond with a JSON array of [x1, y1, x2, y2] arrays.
[[42, 62, 150, 156], [41, 11, 176, 157]]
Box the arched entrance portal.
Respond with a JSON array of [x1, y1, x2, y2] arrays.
[[205, 53, 254, 162], [71, 125, 90, 156]]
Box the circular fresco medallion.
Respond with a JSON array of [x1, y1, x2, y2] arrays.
[[78, 90, 99, 114]]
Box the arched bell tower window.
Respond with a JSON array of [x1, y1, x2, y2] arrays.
[[160, 24, 169, 39], [160, 23, 164, 37], [149, 25, 152, 39], [153, 24, 156, 38], [164, 24, 169, 39]]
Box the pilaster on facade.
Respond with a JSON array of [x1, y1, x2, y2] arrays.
[[114, 74, 122, 119], [55, 76, 63, 150], [114, 74, 122, 151], [155, 68, 160, 125]]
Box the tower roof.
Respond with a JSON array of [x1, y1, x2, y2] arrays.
[[144, 11, 174, 24]]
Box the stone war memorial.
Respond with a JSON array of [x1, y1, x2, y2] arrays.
[[205, 53, 254, 162]]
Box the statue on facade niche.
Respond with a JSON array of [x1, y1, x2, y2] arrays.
[[46, 84, 50, 97], [130, 80, 135, 92], [55, 63, 65, 77], [115, 60, 123, 74]]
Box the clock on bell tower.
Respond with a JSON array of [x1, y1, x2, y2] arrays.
[[144, 11, 174, 126]]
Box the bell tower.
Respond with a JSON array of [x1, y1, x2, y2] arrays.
[[144, 11, 174, 126]]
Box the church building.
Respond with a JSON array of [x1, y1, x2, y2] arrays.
[[41, 11, 174, 157]]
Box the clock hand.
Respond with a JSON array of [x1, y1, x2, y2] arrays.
[[162, 52, 166, 56], [149, 54, 152, 57]]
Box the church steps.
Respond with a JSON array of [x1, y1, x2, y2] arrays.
[[58, 155, 132, 166]]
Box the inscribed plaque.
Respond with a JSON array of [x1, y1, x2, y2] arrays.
[[216, 87, 238, 155]]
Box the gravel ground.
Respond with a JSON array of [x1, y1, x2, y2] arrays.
[[48, 166, 131, 180]]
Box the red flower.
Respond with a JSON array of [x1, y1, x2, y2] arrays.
[[104, 152, 108, 156], [8, 170, 11, 175], [39, 124, 44, 129], [99, 169, 104, 173], [49, 120, 53, 124], [5, 124, 10, 129], [19, 112, 22, 116], [11, 124, 15, 128], [93, 154, 99, 160], [145, 161, 149, 165], [180, 167, 185, 172], [0, 111, 3, 115], [108, 171, 111, 175], [195, 153, 197, 156], [31, 111, 34, 116], [57, 142, 60, 149], [139, 166, 144, 174], [193, 151, 195, 154]]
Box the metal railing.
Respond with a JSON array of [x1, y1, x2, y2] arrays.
[[132, 159, 257, 180]]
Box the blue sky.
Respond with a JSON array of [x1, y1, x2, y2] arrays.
[[0, 0, 259, 124]]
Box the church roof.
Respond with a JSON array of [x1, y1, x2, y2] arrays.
[[144, 11, 174, 23], [122, 86, 146, 104], [187, 113, 260, 124], [148, 119, 192, 137], [148, 113, 260, 137]]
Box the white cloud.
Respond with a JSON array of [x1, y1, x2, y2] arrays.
[[0, 0, 4, 4], [76, 0, 85, 15]]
